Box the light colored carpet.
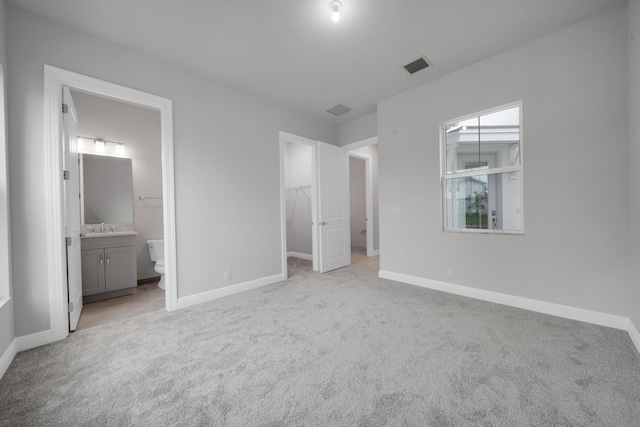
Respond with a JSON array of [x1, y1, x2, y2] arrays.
[[1, 259, 639, 426]]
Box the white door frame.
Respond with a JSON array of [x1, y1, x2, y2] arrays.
[[44, 65, 178, 344], [279, 131, 318, 279], [342, 136, 378, 257]]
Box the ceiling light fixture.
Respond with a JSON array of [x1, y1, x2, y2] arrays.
[[329, 1, 342, 23]]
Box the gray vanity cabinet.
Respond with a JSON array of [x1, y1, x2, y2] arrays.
[[81, 248, 106, 296], [81, 235, 137, 303]]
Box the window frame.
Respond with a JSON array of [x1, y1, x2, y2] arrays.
[[440, 101, 524, 235], [0, 64, 10, 307]]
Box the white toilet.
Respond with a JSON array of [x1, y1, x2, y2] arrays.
[[146, 239, 165, 290]]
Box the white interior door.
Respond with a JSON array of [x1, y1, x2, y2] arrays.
[[317, 141, 350, 273], [63, 86, 83, 331]]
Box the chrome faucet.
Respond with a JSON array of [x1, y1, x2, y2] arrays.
[[100, 223, 105, 233], [110, 225, 116, 233]]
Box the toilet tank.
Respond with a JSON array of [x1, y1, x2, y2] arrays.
[[147, 239, 165, 261]]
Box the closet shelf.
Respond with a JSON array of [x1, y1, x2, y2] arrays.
[[285, 185, 311, 191]]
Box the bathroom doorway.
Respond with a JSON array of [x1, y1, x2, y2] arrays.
[[44, 66, 177, 345], [349, 155, 367, 255], [70, 90, 166, 331], [344, 137, 379, 258]]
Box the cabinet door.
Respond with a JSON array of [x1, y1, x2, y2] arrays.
[[105, 246, 137, 292], [81, 249, 106, 296]]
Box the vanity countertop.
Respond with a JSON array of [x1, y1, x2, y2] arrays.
[[81, 231, 138, 239]]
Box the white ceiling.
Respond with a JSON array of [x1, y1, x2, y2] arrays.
[[8, 0, 627, 124]]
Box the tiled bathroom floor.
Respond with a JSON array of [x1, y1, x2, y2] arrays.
[[350, 251, 380, 271], [75, 281, 165, 331]]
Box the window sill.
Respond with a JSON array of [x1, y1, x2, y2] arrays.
[[443, 228, 524, 236], [0, 297, 10, 310]]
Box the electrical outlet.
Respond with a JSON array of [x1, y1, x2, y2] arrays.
[[224, 270, 231, 280], [447, 267, 454, 277]]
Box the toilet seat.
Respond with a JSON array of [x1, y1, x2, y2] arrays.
[[156, 259, 165, 268]]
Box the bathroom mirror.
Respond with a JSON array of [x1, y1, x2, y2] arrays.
[[81, 154, 134, 224]]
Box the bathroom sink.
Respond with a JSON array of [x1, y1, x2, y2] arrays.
[[81, 231, 138, 239]]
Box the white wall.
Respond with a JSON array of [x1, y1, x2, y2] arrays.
[[0, 0, 15, 361], [339, 112, 377, 146], [629, 0, 640, 329], [7, 6, 338, 336], [72, 91, 163, 280], [285, 141, 313, 256], [349, 156, 366, 249], [378, 6, 629, 316]]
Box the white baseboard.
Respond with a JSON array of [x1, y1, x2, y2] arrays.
[[287, 252, 312, 261], [628, 319, 640, 355], [16, 329, 57, 352], [378, 270, 630, 331], [177, 273, 285, 310], [0, 338, 17, 379], [368, 249, 380, 257]]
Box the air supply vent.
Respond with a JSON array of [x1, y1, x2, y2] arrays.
[[404, 56, 430, 74], [326, 104, 352, 116]]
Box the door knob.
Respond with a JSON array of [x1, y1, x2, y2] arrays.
[[319, 221, 327, 226]]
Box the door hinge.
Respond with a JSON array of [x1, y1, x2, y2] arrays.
[[68, 302, 74, 312], [62, 103, 69, 114], [63, 170, 70, 180], [65, 236, 71, 246]]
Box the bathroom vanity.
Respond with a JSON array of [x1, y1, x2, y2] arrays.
[[81, 232, 138, 303]]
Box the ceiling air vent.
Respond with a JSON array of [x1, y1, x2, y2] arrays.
[[326, 104, 352, 116], [404, 56, 430, 74]]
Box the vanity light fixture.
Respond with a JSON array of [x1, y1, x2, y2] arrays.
[[94, 138, 106, 152], [78, 136, 127, 156], [329, 1, 342, 22]]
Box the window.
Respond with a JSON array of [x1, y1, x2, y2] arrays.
[[441, 102, 523, 233], [0, 64, 9, 305]]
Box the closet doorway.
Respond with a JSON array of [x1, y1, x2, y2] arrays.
[[279, 132, 351, 278], [281, 133, 318, 274]]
